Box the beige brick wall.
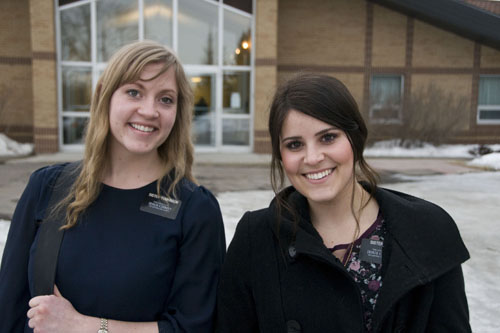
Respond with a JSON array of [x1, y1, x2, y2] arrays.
[[372, 5, 406, 67], [254, 67, 277, 130], [0, 65, 33, 126], [412, 20, 474, 68], [411, 74, 472, 131], [0, 0, 32, 57], [327, 73, 364, 109], [481, 45, 500, 68], [278, 0, 366, 66], [30, 0, 58, 153], [0, 0, 33, 143], [255, 0, 278, 59], [30, 0, 56, 52], [254, 0, 278, 153]]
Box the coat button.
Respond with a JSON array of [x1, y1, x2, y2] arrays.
[[286, 320, 301, 333], [288, 245, 297, 259]]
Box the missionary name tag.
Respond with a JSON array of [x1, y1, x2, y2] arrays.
[[140, 193, 181, 219], [359, 238, 383, 264]]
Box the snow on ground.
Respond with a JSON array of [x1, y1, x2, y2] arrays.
[[217, 172, 500, 333], [468, 152, 500, 170], [365, 139, 500, 159], [0, 133, 33, 157], [0, 220, 9, 261]]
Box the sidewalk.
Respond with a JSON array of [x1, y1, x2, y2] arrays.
[[0, 152, 481, 220]]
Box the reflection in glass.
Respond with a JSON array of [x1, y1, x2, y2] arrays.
[[62, 67, 92, 112], [60, 4, 91, 61], [178, 0, 218, 65], [63, 117, 88, 144], [190, 74, 216, 146], [96, 0, 138, 62], [144, 0, 173, 47], [223, 72, 250, 114], [223, 119, 249, 145], [224, 9, 251, 66]]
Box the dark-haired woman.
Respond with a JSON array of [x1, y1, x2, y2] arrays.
[[216, 73, 471, 332]]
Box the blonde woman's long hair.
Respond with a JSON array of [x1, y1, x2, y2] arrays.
[[59, 40, 195, 229]]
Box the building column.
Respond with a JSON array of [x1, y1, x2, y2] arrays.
[[30, 0, 58, 153], [253, 0, 278, 154]]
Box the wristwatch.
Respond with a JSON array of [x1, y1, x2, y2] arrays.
[[98, 318, 108, 333]]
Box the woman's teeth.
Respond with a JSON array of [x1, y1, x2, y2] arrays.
[[305, 168, 333, 180], [130, 123, 154, 132]]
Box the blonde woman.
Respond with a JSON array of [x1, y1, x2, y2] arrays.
[[0, 41, 225, 332]]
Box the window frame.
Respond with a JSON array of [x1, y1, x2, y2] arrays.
[[55, 0, 255, 152], [477, 75, 500, 125]]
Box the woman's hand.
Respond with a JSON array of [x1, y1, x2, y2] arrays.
[[27, 285, 88, 333]]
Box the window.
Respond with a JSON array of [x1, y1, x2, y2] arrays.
[[369, 75, 403, 123], [57, 0, 254, 151], [478, 76, 500, 124]]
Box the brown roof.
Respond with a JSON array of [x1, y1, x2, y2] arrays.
[[462, 0, 500, 16]]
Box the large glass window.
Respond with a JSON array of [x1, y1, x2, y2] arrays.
[[178, 0, 218, 65], [96, 0, 139, 62], [223, 9, 251, 66], [369, 75, 403, 123], [58, 0, 253, 151], [223, 72, 250, 114], [62, 67, 92, 112], [190, 74, 216, 146], [60, 4, 90, 61], [478, 76, 500, 124], [144, 0, 173, 47]]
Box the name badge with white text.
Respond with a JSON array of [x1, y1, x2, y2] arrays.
[[140, 193, 181, 220], [359, 238, 383, 264]]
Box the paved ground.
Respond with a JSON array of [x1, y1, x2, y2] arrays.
[[0, 152, 480, 220]]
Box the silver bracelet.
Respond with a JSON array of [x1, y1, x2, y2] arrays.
[[98, 318, 108, 333]]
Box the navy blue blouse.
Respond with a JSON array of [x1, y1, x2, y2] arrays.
[[0, 163, 226, 332]]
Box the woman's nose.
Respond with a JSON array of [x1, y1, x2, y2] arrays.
[[304, 146, 324, 165], [137, 99, 159, 118]]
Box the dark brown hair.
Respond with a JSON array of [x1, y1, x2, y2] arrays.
[[268, 73, 378, 225]]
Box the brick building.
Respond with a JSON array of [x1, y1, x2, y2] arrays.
[[1, 0, 499, 154]]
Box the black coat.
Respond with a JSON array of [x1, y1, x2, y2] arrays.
[[216, 186, 471, 332]]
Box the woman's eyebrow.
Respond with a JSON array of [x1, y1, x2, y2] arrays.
[[281, 135, 301, 142], [315, 127, 337, 137]]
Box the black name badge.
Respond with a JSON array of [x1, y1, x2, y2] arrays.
[[140, 193, 181, 220], [360, 238, 383, 264]]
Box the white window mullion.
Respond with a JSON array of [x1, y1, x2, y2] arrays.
[[138, 0, 144, 41], [249, 0, 256, 151], [216, 3, 224, 148], [91, 0, 98, 91], [55, 0, 63, 149], [173, 0, 178, 52]]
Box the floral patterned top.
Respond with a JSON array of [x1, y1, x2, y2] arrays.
[[328, 212, 386, 332]]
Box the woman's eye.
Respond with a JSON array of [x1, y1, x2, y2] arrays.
[[286, 141, 302, 150], [160, 96, 173, 105], [321, 133, 337, 143], [126, 89, 140, 98]]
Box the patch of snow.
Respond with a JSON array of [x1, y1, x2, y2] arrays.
[[364, 140, 500, 159], [0, 220, 9, 260], [468, 152, 500, 170], [0, 133, 33, 157]]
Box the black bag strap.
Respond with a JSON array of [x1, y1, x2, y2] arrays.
[[33, 161, 81, 296]]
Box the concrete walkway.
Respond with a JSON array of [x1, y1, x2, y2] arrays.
[[0, 152, 481, 220]]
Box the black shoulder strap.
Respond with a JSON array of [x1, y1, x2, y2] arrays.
[[33, 161, 82, 296]]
